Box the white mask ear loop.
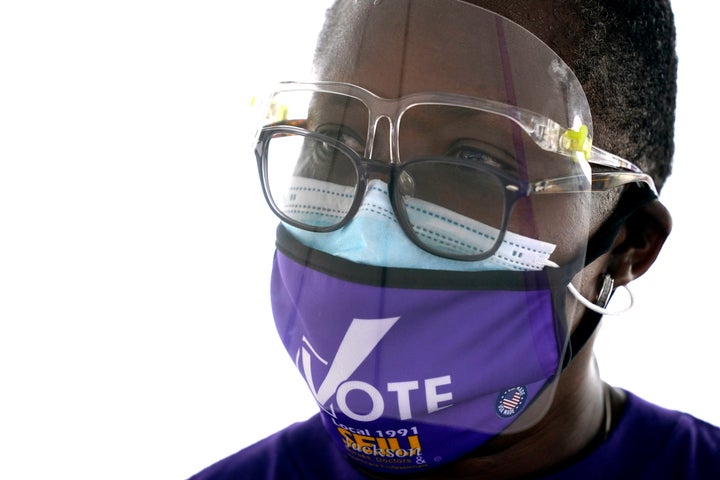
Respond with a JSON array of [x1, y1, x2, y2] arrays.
[[567, 274, 634, 316]]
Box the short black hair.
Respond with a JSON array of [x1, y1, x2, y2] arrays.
[[464, 0, 678, 192], [562, 0, 677, 192]]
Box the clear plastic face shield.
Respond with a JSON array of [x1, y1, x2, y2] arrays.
[[250, 0, 656, 474]]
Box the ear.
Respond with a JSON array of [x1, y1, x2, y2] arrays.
[[607, 199, 672, 286]]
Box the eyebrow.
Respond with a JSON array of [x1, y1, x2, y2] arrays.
[[399, 104, 501, 133], [306, 94, 370, 137], [310, 90, 366, 110]]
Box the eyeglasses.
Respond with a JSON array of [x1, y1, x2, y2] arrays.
[[254, 82, 656, 261]]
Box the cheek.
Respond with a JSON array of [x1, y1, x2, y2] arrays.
[[508, 193, 593, 264]]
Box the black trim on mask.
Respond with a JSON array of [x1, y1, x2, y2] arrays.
[[275, 224, 577, 291], [562, 183, 658, 369]]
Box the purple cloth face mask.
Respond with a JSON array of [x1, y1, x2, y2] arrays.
[[270, 228, 573, 475]]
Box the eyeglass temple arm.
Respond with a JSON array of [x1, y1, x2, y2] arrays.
[[531, 171, 657, 195]]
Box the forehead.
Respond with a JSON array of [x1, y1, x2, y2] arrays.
[[313, 0, 588, 129], [327, 2, 504, 97]]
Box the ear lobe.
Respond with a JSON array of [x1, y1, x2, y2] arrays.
[[608, 199, 672, 286]]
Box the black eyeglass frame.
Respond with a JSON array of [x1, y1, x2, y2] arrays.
[[256, 124, 536, 261]]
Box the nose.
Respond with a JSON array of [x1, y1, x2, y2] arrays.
[[367, 116, 394, 163]]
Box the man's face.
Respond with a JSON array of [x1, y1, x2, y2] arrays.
[[260, 4, 649, 463]]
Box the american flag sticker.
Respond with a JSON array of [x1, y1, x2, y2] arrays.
[[495, 386, 528, 418]]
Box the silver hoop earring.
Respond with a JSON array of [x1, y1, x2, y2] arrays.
[[596, 274, 614, 309], [567, 274, 634, 316]]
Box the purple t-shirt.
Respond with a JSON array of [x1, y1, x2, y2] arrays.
[[189, 391, 720, 479]]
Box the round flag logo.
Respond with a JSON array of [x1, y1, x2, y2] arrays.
[[495, 386, 528, 418]]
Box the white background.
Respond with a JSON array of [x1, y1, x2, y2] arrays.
[[1, 2, 717, 479]]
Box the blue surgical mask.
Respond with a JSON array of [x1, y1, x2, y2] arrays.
[[284, 179, 557, 272]]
